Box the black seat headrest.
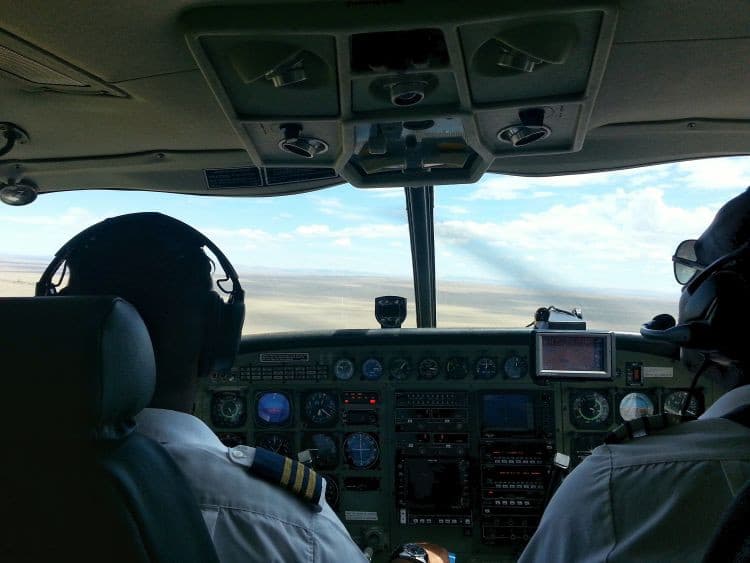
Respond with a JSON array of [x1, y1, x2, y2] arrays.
[[0, 296, 155, 441]]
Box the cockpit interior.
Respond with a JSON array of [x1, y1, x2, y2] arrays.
[[1, 1, 749, 562]]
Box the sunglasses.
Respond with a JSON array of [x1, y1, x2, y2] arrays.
[[672, 239, 704, 285]]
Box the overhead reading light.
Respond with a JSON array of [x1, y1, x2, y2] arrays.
[[495, 41, 543, 73], [498, 108, 551, 147], [264, 55, 307, 88], [229, 42, 332, 89], [0, 179, 37, 206], [494, 22, 578, 73], [278, 123, 329, 159], [472, 21, 579, 77]]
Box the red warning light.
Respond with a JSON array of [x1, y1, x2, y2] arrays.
[[369, 399, 377, 405]]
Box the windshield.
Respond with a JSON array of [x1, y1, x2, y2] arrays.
[[1, 156, 747, 333]]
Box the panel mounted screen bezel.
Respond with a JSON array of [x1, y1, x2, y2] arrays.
[[534, 330, 615, 380]]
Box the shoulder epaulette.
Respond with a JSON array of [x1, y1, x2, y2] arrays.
[[605, 412, 697, 445], [227, 445, 324, 511]]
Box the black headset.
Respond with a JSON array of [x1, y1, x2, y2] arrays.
[[641, 241, 750, 364], [36, 212, 246, 372]]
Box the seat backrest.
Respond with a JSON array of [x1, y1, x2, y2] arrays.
[[0, 296, 219, 563]]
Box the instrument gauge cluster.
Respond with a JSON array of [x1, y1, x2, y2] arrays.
[[503, 354, 528, 380], [303, 391, 338, 426], [201, 335, 704, 560], [361, 358, 384, 380], [211, 391, 247, 428], [570, 390, 612, 429], [417, 358, 439, 379], [475, 357, 497, 379], [617, 391, 656, 423], [256, 433, 292, 457], [663, 390, 703, 417], [344, 432, 380, 469]]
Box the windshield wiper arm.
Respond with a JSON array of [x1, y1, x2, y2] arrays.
[[405, 186, 436, 328]]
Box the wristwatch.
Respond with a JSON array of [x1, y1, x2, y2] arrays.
[[391, 543, 429, 563]]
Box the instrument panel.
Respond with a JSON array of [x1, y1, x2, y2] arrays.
[[196, 329, 715, 563]]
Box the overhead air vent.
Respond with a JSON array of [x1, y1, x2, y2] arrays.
[[0, 29, 126, 97], [204, 166, 338, 190], [265, 167, 337, 185]]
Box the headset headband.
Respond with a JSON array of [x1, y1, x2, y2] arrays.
[[35, 212, 245, 303]]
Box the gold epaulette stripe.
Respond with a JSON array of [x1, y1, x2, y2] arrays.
[[304, 469, 318, 500], [281, 457, 293, 486], [293, 461, 305, 493]]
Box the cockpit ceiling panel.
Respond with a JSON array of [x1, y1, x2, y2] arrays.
[[1, 0, 750, 195]]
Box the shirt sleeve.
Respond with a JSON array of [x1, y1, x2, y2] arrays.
[[312, 503, 370, 563], [518, 450, 616, 563]]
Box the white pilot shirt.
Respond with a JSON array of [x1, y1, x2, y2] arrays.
[[136, 408, 367, 563], [519, 385, 750, 563]]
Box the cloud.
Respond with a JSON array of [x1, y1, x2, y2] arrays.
[[333, 237, 352, 247], [295, 224, 331, 236], [315, 196, 344, 215], [0, 206, 100, 227], [438, 204, 470, 215], [295, 223, 406, 240], [203, 227, 274, 242], [676, 157, 750, 190], [466, 157, 750, 202], [437, 187, 719, 292], [370, 188, 405, 199]]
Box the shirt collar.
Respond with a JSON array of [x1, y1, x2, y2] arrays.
[[136, 407, 225, 450]]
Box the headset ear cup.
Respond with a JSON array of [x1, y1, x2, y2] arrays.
[[199, 293, 224, 376], [199, 293, 245, 373]]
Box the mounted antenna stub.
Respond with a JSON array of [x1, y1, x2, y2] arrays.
[[278, 123, 329, 159], [0, 178, 37, 206]]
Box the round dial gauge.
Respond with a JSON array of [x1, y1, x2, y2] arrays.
[[572, 391, 610, 427], [344, 432, 380, 469], [256, 433, 291, 457], [362, 358, 383, 380], [417, 358, 439, 380], [322, 474, 339, 508], [334, 358, 355, 381], [445, 357, 468, 380], [211, 392, 247, 428], [304, 433, 338, 469], [475, 357, 497, 379], [664, 391, 701, 417], [619, 392, 655, 421], [304, 391, 338, 426], [256, 392, 291, 425], [503, 355, 528, 380], [389, 357, 412, 380]]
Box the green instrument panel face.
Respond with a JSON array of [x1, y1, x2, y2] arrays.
[[197, 331, 711, 562]]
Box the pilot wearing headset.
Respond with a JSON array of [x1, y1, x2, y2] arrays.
[[39, 212, 450, 563], [37, 213, 370, 562], [519, 188, 750, 562]]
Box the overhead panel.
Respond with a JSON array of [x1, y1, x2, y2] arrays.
[[182, 2, 617, 188]]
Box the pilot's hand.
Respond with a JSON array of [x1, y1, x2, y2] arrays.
[[391, 542, 450, 563]]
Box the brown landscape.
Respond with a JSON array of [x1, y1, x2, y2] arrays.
[[0, 258, 676, 334]]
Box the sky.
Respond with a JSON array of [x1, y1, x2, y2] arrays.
[[2, 155, 749, 301]]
